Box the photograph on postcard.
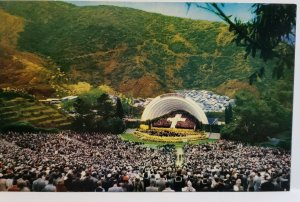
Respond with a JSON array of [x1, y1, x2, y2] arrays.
[[0, 1, 295, 192]]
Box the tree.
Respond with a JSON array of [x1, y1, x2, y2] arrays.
[[71, 90, 125, 133], [115, 97, 124, 119], [95, 93, 114, 118], [225, 106, 229, 124], [72, 97, 94, 131], [191, 3, 296, 80], [95, 116, 125, 134], [221, 90, 291, 144], [73, 97, 91, 115], [228, 104, 233, 123], [62, 99, 75, 112], [225, 104, 233, 124]]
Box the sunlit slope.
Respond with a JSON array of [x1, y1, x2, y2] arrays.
[[0, 1, 267, 97], [0, 9, 66, 98]]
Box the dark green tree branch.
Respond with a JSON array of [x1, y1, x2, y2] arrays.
[[191, 3, 296, 80]]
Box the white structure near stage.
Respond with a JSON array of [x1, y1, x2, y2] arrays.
[[141, 93, 209, 125]]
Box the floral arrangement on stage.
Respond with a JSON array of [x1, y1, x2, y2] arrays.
[[133, 131, 207, 143], [149, 127, 203, 136], [138, 127, 204, 136]]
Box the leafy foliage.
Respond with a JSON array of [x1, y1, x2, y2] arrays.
[[97, 117, 125, 134], [95, 93, 115, 118], [221, 89, 292, 146], [194, 3, 296, 80], [72, 91, 125, 133], [237, 4, 295, 60], [0, 88, 35, 100], [224, 104, 233, 124], [65, 82, 91, 95], [0, 122, 58, 133], [0, 9, 70, 98], [115, 97, 124, 119]]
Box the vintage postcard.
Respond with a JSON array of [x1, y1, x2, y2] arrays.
[[0, 1, 295, 194]]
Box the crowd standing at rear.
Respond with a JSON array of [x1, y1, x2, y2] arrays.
[[0, 132, 290, 192]]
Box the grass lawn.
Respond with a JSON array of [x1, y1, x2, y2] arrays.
[[120, 133, 217, 148]]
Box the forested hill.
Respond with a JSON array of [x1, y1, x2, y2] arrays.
[[0, 1, 267, 97]]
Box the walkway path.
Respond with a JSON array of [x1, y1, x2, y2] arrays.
[[208, 133, 221, 139], [125, 128, 136, 134], [175, 147, 184, 167]]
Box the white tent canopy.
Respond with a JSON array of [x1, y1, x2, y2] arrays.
[[141, 93, 208, 124]]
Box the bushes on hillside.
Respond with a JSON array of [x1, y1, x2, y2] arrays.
[[220, 90, 292, 149], [0, 98, 4, 107], [0, 88, 35, 100], [97, 117, 125, 134], [0, 122, 58, 133]]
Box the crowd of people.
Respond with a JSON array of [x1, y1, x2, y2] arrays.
[[0, 132, 291, 192], [183, 140, 291, 191], [152, 112, 196, 129], [0, 132, 175, 192]]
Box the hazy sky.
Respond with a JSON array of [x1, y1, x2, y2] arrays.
[[68, 1, 254, 22]]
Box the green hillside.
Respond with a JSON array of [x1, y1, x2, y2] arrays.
[[0, 8, 68, 98], [0, 96, 72, 129], [0, 1, 267, 97]]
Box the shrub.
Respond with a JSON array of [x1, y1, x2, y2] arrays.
[[0, 122, 58, 133], [98, 117, 125, 134], [0, 88, 35, 100]]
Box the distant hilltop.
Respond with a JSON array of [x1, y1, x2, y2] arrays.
[[0, 1, 268, 98]]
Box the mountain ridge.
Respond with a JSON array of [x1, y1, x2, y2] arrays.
[[0, 1, 265, 98]]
